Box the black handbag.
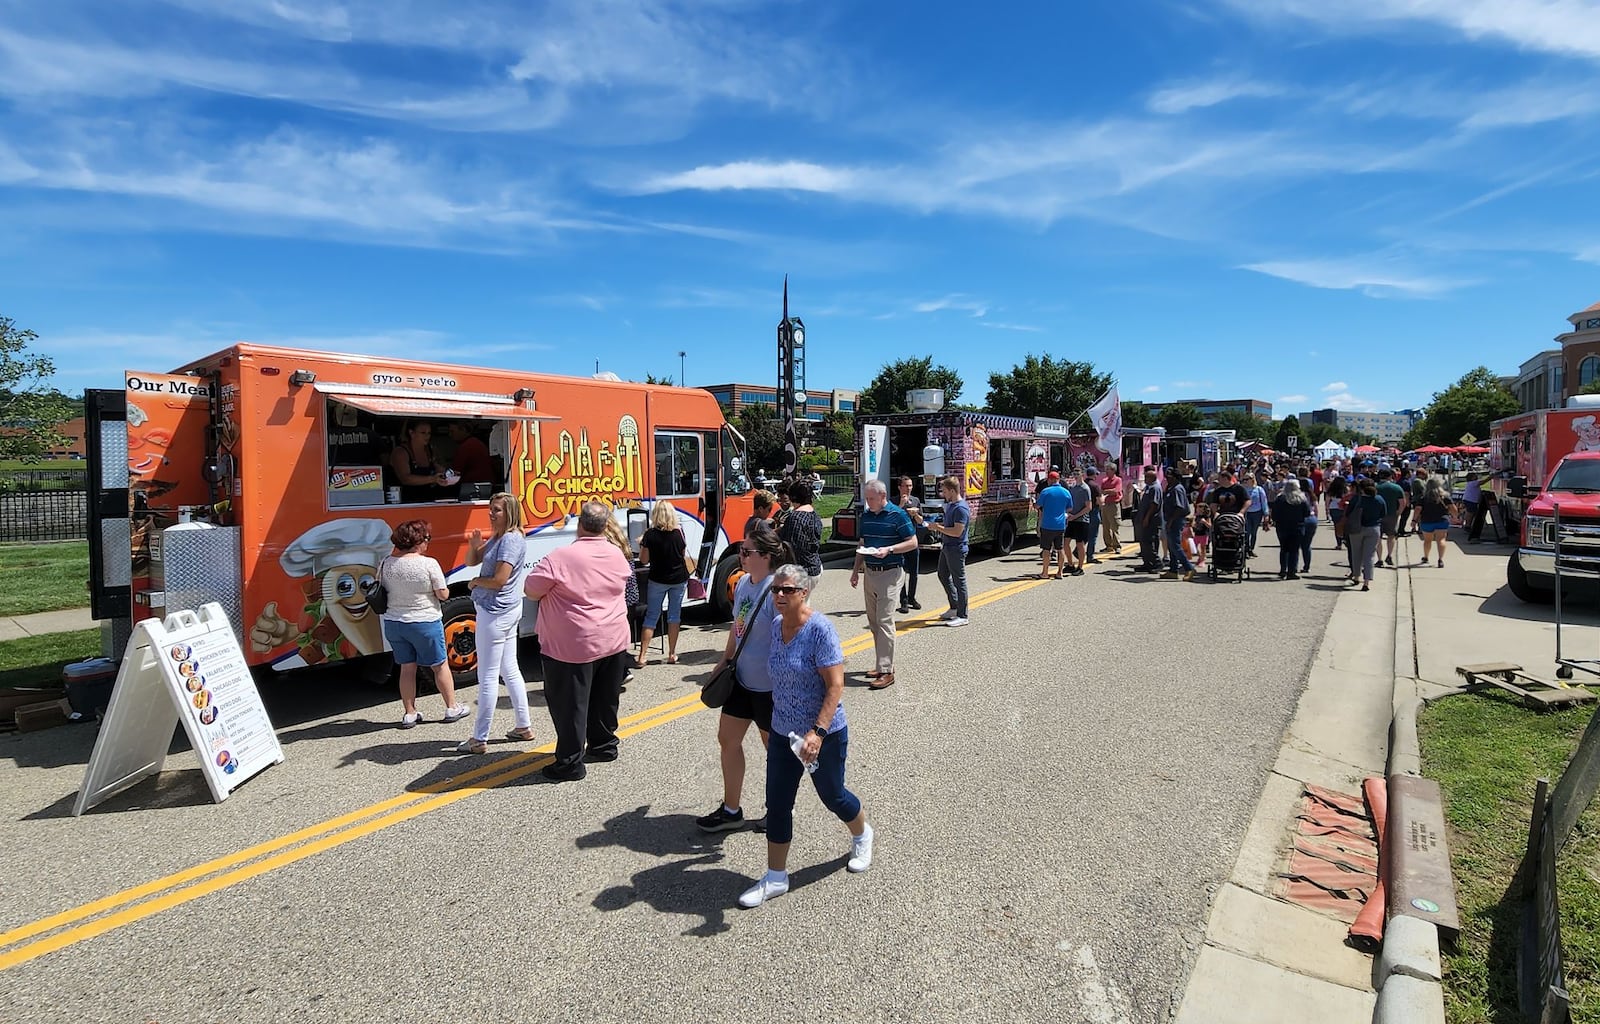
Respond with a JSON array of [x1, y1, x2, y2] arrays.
[[368, 557, 391, 615], [701, 585, 769, 709]]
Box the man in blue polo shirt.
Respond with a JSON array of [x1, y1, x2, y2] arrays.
[[851, 478, 918, 690]]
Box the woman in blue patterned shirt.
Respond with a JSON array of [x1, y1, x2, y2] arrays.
[[738, 564, 874, 908]]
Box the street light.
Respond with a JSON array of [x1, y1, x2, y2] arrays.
[[678, 350, 686, 387]]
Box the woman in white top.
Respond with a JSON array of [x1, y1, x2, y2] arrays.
[[380, 519, 469, 729]]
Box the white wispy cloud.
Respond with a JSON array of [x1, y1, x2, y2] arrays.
[[1240, 255, 1468, 297], [1147, 76, 1288, 114], [1323, 381, 1349, 392], [913, 295, 989, 317], [1321, 391, 1384, 412], [1278, 394, 1309, 404], [641, 161, 859, 194], [980, 322, 1045, 333], [1141, 385, 1161, 393], [1171, 380, 1212, 389], [1220, 0, 1600, 63]]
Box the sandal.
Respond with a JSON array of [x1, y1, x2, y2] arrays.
[[666, 654, 679, 665], [867, 673, 896, 690], [505, 727, 535, 741]]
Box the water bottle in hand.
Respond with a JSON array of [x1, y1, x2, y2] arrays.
[[787, 731, 819, 774]]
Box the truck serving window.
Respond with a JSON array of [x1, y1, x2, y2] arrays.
[[721, 426, 751, 496], [326, 398, 509, 507], [656, 431, 702, 497]]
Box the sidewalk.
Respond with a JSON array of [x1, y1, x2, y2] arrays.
[[0, 607, 96, 644]]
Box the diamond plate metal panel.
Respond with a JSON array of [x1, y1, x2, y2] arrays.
[[155, 525, 244, 641], [99, 421, 129, 490], [100, 518, 131, 588]]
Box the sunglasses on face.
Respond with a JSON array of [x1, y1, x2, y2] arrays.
[[772, 585, 806, 596]]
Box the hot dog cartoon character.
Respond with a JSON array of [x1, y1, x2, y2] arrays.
[[249, 519, 391, 664]]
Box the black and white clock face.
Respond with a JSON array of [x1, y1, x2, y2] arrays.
[[1586, 318, 1600, 330]]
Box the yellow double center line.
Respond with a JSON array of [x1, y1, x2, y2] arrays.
[[0, 573, 1050, 970]]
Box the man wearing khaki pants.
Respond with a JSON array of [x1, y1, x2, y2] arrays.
[[851, 479, 918, 690]]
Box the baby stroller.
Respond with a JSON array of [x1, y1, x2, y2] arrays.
[[1209, 512, 1249, 583]]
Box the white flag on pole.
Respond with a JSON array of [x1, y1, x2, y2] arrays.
[[1088, 386, 1121, 456]]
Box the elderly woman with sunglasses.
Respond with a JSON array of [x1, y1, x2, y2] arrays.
[[696, 523, 791, 834], [738, 564, 874, 909]]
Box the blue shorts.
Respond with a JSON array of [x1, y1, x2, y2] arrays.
[[645, 579, 687, 625], [1418, 520, 1450, 534], [384, 618, 447, 666]]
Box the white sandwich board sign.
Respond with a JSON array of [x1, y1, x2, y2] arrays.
[[75, 603, 284, 816]]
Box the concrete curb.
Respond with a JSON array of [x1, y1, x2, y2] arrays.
[[1376, 559, 1447, 1023]]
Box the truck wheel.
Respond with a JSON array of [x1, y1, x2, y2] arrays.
[[440, 595, 479, 680], [993, 516, 1017, 556], [710, 554, 739, 621], [1506, 552, 1552, 604]]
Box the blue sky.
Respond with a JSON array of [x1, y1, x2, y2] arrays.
[[3, 1, 1599, 417]]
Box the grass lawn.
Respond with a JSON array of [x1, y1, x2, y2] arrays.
[[0, 459, 83, 471], [0, 628, 100, 689], [1419, 694, 1600, 1022], [0, 541, 91, 616]]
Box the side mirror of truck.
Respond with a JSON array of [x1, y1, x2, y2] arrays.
[[1508, 476, 1527, 499]]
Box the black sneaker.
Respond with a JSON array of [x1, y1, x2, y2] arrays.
[[1068, 566, 1085, 576], [897, 604, 910, 615], [908, 598, 922, 610], [1088, 558, 1102, 564], [696, 805, 746, 833]]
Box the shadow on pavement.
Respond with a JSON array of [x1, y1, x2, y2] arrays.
[[577, 805, 847, 937], [24, 767, 216, 820], [1472, 586, 1600, 625]]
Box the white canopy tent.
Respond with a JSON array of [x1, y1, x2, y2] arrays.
[[1312, 439, 1350, 461]]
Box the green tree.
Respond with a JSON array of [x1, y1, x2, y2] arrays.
[[1120, 401, 1156, 429], [735, 404, 787, 476], [1580, 379, 1600, 396], [1418, 366, 1519, 446], [858, 357, 963, 414], [1274, 414, 1308, 453], [1399, 420, 1430, 452], [1210, 408, 1270, 442], [644, 373, 674, 386], [1159, 402, 1204, 433], [817, 410, 855, 452], [983, 354, 1112, 420], [0, 317, 67, 462]]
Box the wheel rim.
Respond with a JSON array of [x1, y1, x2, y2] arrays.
[[443, 617, 477, 674]]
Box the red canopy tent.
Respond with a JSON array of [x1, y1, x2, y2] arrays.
[[1454, 445, 1489, 455], [1411, 444, 1453, 455], [1354, 444, 1380, 453]]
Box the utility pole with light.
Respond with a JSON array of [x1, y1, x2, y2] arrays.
[[678, 350, 686, 388], [777, 276, 805, 477]]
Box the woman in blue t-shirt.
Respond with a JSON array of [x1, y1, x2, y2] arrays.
[[459, 491, 534, 754], [738, 564, 874, 909]]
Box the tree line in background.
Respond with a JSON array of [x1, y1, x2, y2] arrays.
[[1, 316, 82, 462]]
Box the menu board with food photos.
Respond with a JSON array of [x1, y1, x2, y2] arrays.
[[76, 603, 284, 815]]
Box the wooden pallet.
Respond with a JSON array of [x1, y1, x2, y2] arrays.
[[1455, 662, 1596, 710]]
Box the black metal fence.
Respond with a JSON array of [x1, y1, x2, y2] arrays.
[[0, 468, 87, 492], [0, 489, 88, 542]]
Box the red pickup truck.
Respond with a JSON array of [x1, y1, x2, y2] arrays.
[[1508, 450, 1600, 602]]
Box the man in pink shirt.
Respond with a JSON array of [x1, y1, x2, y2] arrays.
[[524, 501, 633, 782]]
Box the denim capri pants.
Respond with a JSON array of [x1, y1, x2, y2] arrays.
[[645, 580, 687, 625]]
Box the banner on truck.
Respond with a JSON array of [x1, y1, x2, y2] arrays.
[[862, 424, 890, 501], [1088, 386, 1122, 456]]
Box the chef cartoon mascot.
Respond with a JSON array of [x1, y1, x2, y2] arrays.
[[249, 519, 393, 666]]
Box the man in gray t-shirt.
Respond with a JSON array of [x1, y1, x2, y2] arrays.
[[1064, 472, 1093, 576]]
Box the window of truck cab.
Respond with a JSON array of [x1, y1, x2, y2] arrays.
[[655, 431, 703, 498], [325, 399, 511, 508]]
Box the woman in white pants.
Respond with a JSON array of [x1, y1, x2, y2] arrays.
[[457, 491, 533, 754]]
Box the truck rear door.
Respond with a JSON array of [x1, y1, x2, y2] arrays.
[[84, 389, 130, 622]]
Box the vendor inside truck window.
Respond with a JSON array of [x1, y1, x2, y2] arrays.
[[656, 431, 702, 498], [328, 401, 506, 506]]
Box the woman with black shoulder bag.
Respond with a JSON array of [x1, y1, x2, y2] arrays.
[[696, 523, 790, 833]]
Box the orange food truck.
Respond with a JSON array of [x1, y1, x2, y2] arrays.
[[83, 344, 756, 678]]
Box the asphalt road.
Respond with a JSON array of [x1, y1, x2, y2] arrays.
[[0, 536, 1344, 1023]]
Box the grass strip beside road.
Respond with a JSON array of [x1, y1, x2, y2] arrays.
[[1418, 694, 1600, 1023], [0, 541, 91, 617], [0, 629, 100, 689]]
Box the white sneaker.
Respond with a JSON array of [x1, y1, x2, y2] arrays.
[[945, 617, 968, 627], [937, 609, 957, 621], [738, 872, 790, 908], [848, 824, 874, 873], [441, 705, 470, 723]]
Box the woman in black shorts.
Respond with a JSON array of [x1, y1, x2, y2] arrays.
[[697, 524, 793, 833]]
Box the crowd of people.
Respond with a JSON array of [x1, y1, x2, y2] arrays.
[[1123, 454, 1476, 591]]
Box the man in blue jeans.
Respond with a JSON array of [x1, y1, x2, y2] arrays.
[[1084, 467, 1104, 564], [1161, 465, 1195, 580], [1242, 471, 1268, 558]]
